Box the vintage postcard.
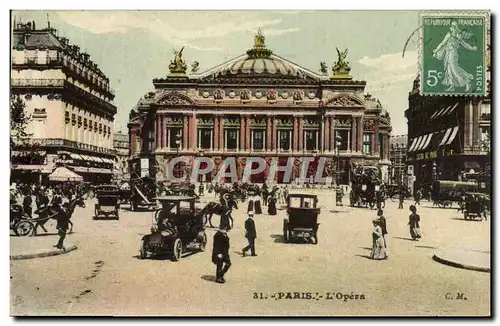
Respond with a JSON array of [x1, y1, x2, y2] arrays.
[[9, 10, 491, 316]]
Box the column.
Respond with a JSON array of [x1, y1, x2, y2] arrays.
[[298, 116, 304, 151], [266, 116, 272, 151], [371, 133, 376, 155], [292, 116, 299, 152], [329, 116, 335, 152], [161, 115, 166, 149], [358, 117, 363, 154], [271, 116, 277, 151], [351, 117, 357, 152], [473, 100, 480, 147], [182, 114, 188, 150], [322, 115, 328, 152], [213, 115, 219, 151], [240, 115, 246, 151], [156, 115, 161, 149], [374, 119, 380, 155], [219, 116, 225, 150], [189, 113, 197, 150], [245, 117, 251, 150]]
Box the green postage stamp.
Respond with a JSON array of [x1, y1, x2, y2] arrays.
[[420, 11, 490, 96]]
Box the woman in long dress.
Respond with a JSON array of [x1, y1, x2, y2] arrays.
[[370, 220, 387, 260], [408, 205, 421, 240], [432, 21, 478, 92], [247, 192, 255, 213], [254, 192, 263, 215], [267, 192, 277, 216]]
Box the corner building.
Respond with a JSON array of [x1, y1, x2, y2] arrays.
[[128, 32, 392, 184]]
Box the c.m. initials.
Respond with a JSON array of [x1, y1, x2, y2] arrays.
[[445, 293, 468, 300]]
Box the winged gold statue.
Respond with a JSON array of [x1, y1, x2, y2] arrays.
[[169, 46, 188, 74], [332, 47, 351, 76]]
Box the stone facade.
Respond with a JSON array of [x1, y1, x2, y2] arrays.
[[128, 32, 392, 184]]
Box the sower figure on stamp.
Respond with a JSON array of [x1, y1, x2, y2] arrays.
[[242, 211, 257, 257], [212, 226, 231, 284]]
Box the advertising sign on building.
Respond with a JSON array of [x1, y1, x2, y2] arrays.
[[140, 158, 149, 178]]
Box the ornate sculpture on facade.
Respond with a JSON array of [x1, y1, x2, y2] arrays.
[[320, 61, 328, 75], [363, 119, 375, 131], [169, 47, 188, 74], [326, 96, 361, 107], [267, 89, 277, 102], [334, 117, 352, 128], [292, 90, 304, 102], [331, 48, 352, 78], [191, 61, 200, 73], [156, 92, 193, 106], [247, 29, 273, 58], [240, 89, 250, 101], [254, 29, 265, 48], [214, 89, 224, 101]]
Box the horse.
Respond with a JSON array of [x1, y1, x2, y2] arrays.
[[200, 201, 234, 229], [33, 196, 86, 235]]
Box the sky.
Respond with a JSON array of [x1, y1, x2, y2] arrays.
[[12, 10, 421, 135]]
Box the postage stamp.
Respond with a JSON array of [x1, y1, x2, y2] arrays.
[[420, 11, 490, 96]]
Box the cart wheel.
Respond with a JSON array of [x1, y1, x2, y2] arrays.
[[283, 219, 289, 242], [15, 220, 35, 237], [199, 232, 207, 252], [312, 231, 318, 245], [171, 238, 183, 261], [139, 240, 147, 259]]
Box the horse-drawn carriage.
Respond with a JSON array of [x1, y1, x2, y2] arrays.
[[130, 176, 157, 211], [349, 171, 381, 209], [139, 196, 207, 261], [10, 203, 35, 236], [431, 180, 478, 208], [283, 194, 320, 244], [463, 192, 490, 220], [94, 185, 120, 220]]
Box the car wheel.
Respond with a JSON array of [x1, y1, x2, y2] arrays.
[[283, 219, 289, 242], [172, 238, 182, 261], [199, 232, 207, 252], [139, 240, 147, 259], [15, 220, 35, 237]]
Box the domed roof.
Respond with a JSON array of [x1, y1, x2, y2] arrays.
[[194, 30, 322, 80]]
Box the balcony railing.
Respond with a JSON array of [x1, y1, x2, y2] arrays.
[[24, 138, 116, 155], [11, 78, 65, 87]]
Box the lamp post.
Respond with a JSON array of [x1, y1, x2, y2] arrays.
[[335, 131, 342, 186]]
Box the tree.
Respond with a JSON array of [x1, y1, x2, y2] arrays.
[[10, 95, 32, 149]]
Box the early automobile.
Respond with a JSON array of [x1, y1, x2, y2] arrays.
[[139, 196, 207, 261], [283, 194, 320, 244], [463, 192, 489, 220], [431, 180, 478, 208], [94, 185, 120, 220]]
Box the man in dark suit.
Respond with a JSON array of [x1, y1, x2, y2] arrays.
[[212, 227, 231, 284], [242, 211, 257, 257]]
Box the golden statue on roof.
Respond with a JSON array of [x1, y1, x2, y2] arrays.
[[254, 29, 266, 48], [331, 47, 352, 79], [169, 46, 188, 75]]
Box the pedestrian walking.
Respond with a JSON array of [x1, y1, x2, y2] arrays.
[[377, 209, 388, 244], [22, 191, 33, 219], [242, 211, 257, 257], [254, 191, 262, 215], [370, 220, 387, 260], [398, 190, 405, 209], [408, 205, 421, 241], [53, 200, 69, 249], [267, 192, 277, 215], [414, 189, 421, 206], [212, 227, 231, 284]]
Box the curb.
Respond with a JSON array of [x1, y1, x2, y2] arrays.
[[10, 245, 78, 261], [432, 253, 490, 273]]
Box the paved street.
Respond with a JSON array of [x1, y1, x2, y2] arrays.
[[10, 191, 490, 316]]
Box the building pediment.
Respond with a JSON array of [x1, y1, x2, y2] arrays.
[[154, 92, 195, 106], [325, 94, 364, 107]]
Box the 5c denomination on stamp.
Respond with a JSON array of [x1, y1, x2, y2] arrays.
[[420, 10, 490, 96]]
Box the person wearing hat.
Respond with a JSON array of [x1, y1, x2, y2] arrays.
[[376, 209, 388, 250], [242, 211, 257, 257], [370, 219, 387, 260], [408, 205, 421, 240], [212, 226, 231, 284]]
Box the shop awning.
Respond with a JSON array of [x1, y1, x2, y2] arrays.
[[415, 134, 429, 152], [430, 102, 459, 119], [420, 133, 433, 151], [12, 164, 52, 173], [73, 167, 113, 174], [430, 105, 450, 119], [102, 158, 115, 164], [445, 126, 459, 145], [411, 136, 423, 153], [439, 128, 453, 146], [407, 138, 418, 152], [69, 153, 83, 160], [49, 166, 83, 182]]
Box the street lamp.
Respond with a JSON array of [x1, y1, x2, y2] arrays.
[[335, 131, 342, 186]]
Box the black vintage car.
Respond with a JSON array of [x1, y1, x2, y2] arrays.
[[431, 180, 478, 208], [139, 196, 207, 261], [463, 192, 490, 220], [283, 194, 320, 244], [94, 185, 120, 220]]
